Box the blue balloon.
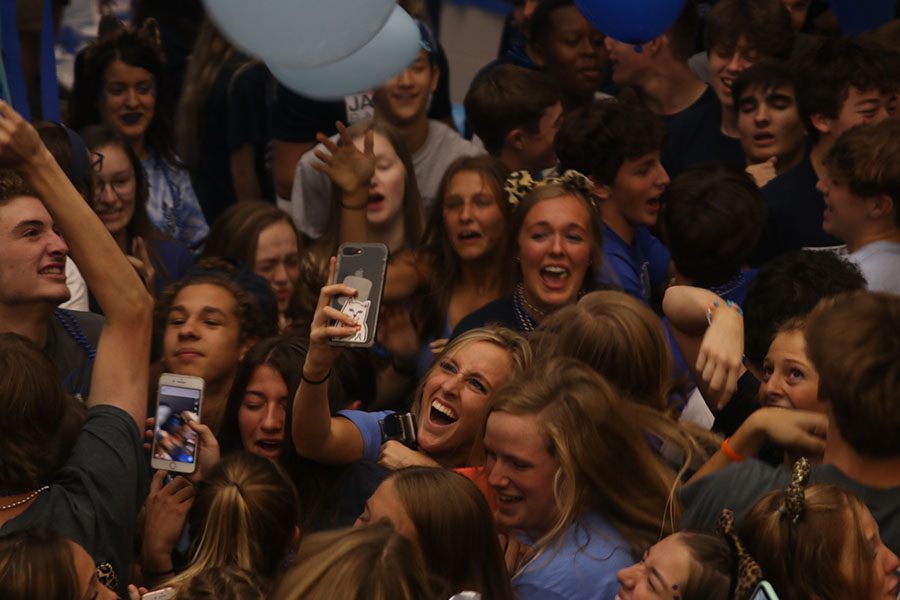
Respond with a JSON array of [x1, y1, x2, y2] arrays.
[[269, 6, 421, 101], [202, 0, 395, 68], [575, 0, 687, 45]]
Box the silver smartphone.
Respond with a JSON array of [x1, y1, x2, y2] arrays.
[[150, 373, 204, 474], [329, 243, 388, 348]]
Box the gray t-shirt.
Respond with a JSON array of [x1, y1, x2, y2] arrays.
[[44, 309, 104, 402], [0, 405, 148, 587], [849, 240, 900, 294], [681, 459, 900, 551], [289, 119, 484, 238]]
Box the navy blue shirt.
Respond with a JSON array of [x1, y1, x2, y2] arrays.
[[662, 87, 745, 180], [751, 152, 841, 266]]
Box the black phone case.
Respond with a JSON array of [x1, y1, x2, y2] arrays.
[[329, 243, 389, 348]]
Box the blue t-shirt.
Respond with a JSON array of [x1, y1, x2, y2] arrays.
[[514, 511, 633, 600], [337, 409, 396, 462], [599, 224, 670, 305]]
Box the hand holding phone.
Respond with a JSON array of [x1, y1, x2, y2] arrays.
[[328, 243, 388, 348], [151, 374, 204, 474]]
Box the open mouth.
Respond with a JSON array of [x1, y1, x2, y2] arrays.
[[368, 193, 385, 208], [38, 265, 65, 276], [120, 112, 143, 125], [753, 132, 775, 146], [539, 265, 570, 290], [255, 439, 282, 454], [457, 230, 482, 242], [429, 399, 458, 426]]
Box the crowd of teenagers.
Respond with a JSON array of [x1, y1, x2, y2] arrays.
[[1, 0, 900, 598]]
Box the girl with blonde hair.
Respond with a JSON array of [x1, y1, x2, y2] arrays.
[[151, 452, 300, 591], [484, 357, 705, 599]]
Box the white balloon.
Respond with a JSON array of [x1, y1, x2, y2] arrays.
[[270, 5, 421, 101], [203, 0, 395, 68]]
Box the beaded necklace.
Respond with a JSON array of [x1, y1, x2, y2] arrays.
[[512, 284, 539, 332], [0, 486, 49, 511]]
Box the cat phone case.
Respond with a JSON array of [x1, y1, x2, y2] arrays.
[[329, 243, 388, 348]]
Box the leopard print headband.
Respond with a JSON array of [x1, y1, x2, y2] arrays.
[[717, 509, 764, 600], [780, 457, 811, 526], [504, 169, 595, 209]]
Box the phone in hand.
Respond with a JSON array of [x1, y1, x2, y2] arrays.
[[329, 242, 388, 348], [150, 373, 204, 474]]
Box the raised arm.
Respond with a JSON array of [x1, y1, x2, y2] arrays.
[[311, 121, 374, 247], [291, 258, 367, 464], [663, 285, 744, 411], [0, 101, 153, 429]]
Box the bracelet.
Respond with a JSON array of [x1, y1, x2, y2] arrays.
[[721, 436, 746, 463], [301, 369, 331, 385], [341, 201, 368, 210], [143, 567, 175, 577], [706, 299, 744, 324]]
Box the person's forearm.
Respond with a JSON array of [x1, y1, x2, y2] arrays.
[[688, 411, 767, 483], [337, 186, 368, 246], [20, 149, 151, 322], [291, 373, 336, 459], [663, 285, 723, 335]]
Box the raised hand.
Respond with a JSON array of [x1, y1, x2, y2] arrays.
[[0, 101, 48, 169], [311, 121, 375, 195], [305, 257, 362, 380]]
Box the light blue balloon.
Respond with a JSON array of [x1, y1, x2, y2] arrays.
[[202, 0, 395, 68], [269, 6, 421, 101]]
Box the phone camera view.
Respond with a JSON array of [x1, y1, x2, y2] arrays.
[[153, 386, 200, 464]]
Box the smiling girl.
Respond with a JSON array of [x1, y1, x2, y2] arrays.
[[453, 172, 604, 335], [291, 261, 530, 473], [82, 124, 193, 300], [70, 18, 208, 251]]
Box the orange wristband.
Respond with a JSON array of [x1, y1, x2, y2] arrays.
[[721, 437, 745, 463]]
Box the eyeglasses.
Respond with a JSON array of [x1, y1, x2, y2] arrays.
[[95, 173, 135, 197]]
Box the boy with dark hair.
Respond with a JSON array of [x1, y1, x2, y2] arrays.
[[753, 37, 895, 264], [464, 64, 562, 173], [604, 1, 708, 118], [555, 100, 670, 305], [818, 120, 900, 293], [664, 0, 794, 179], [733, 61, 807, 188], [681, 291, 900, 551], [661, 164, 766, 302]]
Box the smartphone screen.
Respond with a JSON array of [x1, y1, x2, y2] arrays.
[[152, 384, 201, 467]]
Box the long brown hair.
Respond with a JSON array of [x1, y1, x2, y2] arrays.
[[164, 452, 300, 589], [740, 483, 880, 600], [389, 468, 515, 600], [0, 530, 81, 600], [176, 18, 239, 171], [488, 357, 703, 556], [417, 155, 511, 339], [272, 523, 440, 600]]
